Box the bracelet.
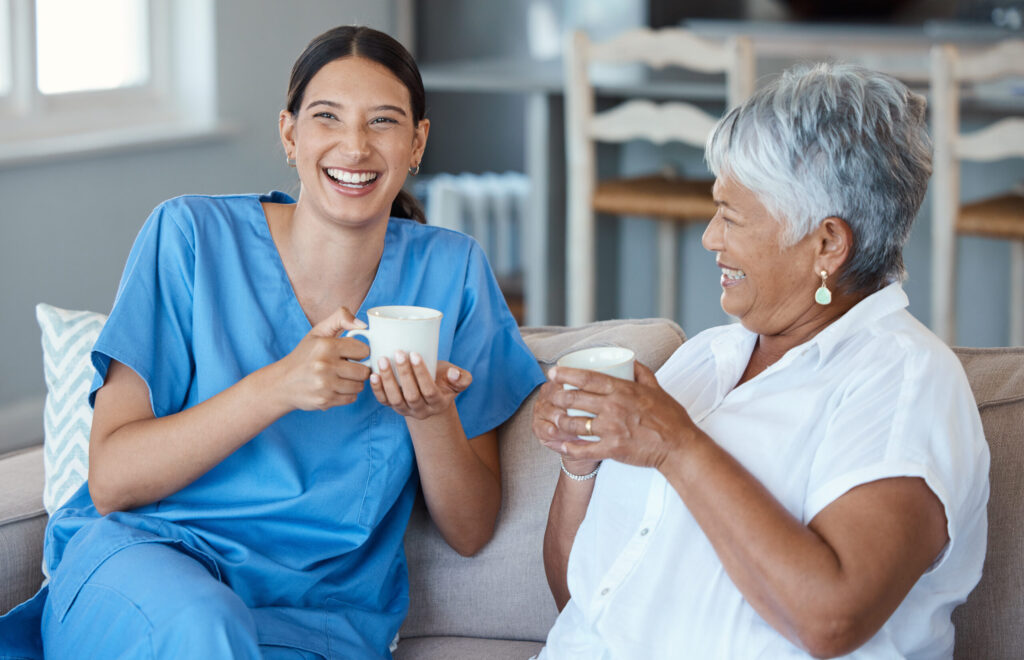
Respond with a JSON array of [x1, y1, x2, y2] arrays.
[[560, 456, 601, 481]]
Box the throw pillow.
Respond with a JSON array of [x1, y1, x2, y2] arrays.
[[35, 303, 107, 514]]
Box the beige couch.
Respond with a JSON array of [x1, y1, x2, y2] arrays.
[[1, 319, 1021, 659]]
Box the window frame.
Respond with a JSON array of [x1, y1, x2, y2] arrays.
[[0, 0, 220, 165]]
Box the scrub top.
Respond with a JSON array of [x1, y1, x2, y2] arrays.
[[0, 192, 544, 659]]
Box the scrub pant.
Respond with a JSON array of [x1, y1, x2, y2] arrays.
[[40, 541, 322, 660]]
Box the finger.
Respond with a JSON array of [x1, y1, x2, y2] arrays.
[[635, 361, 659, 387], [310, 306, 366, 338], [548, 366, 618, 394], [392, 351, 425, 406], [549, 387, 607, 417], [408, 352, 441, 403], [439, 361, 472, 394], [555, 411, 597, 438], [337, 337, 371, 361], [369, 373, 389, 405], [377, 358, 405, 405], [336, 359, 371, 383]]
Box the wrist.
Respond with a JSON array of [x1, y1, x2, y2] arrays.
[[560, 456, 601, 481]]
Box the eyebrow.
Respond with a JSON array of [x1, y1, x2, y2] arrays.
[[305, 99, 408, 116]]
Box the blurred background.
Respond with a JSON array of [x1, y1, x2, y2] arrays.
[[1, 0, 1021, 453]]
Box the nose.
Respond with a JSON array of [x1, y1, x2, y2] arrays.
[[337, 124, 370, 160], [701, 211, 723, 252]]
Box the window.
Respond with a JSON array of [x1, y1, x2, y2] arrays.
[[0, 0, 218, 163]]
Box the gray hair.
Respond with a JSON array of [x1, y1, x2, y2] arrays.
[[705, 62, 932, 294]]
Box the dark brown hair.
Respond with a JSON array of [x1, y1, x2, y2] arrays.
[[286, 26, 427, 223]]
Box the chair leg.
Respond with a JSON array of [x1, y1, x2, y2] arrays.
[[657, 222, 677, 321], [1011, 240, 1024, 347]]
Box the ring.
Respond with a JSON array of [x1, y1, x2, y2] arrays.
[[584, 418, 593, 435]]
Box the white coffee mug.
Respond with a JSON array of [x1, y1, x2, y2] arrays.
[[556, 346, 635, 440], [346, 306, 443, 379]]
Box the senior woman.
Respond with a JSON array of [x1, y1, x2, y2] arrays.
[[533, 63, 989, 659]]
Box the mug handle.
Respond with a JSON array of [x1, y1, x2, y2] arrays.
[[343, 328, 373, 369]]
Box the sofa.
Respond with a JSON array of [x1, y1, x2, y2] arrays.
[[1, 317, 1022, 659]]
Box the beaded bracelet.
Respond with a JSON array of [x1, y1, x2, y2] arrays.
[[560, 456, 601, 481]]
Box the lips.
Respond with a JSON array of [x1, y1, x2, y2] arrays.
[[325, 168, 379, 188], [717, 262, 747, 282]]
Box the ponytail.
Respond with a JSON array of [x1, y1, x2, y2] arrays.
[[391, 188, 427, 224]]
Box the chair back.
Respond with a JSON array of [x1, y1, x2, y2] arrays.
[[563, 27, 754, 325], [929, 40, 1024, 343]]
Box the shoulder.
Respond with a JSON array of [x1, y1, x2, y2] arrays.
[[146, 192, 279, 247], [389, 217, 480, 249]]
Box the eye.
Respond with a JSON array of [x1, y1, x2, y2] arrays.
[[313, 111, 337, 121], [370, 116, 399, 126]]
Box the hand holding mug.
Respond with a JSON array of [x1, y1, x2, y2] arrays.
[[276, 306, 372, 411], [370, 353, 472, 419]]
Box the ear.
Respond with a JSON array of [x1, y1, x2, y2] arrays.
[[814, 216, 854, 276], [279, 109, 297, 160], [411, 118, 430, 168]]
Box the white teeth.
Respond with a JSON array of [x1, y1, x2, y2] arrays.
[[721, 267, 746, 280], [326, 169, 378, 185]]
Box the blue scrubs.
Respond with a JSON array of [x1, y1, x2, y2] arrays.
[[0, 192, 544, 659]]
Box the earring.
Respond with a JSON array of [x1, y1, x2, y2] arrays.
[[815, 270, 832, 305], [408, 164, 420, 176], [286, 155, 296, 167]]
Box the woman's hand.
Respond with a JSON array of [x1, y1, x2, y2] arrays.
[[370, 352, 472, 419], [534, 361, 698, 470], [274, 306, 372, 412]]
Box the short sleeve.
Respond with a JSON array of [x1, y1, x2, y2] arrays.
[[89, 200, 196, 418], [803, 342, 988, 566], [448, 242, 544, 439]]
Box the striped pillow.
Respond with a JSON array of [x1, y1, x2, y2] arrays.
[[35, 303, 107, 514]]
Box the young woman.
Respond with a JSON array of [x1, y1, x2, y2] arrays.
[[0, 25, 543, 660]]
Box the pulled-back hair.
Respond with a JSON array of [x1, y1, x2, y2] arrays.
[[286, 26, 427, 223], [705, 62, 932, 294]]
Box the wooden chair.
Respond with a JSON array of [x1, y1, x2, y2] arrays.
[[930, 40, 1024, 345], [564, 27, 754, 326]]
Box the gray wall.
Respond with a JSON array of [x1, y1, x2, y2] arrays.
[[0, 0, 396, 451]]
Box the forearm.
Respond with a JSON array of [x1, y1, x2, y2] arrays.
[[408, 406, 501, 556], [542, 459, 598, 611], [659, 434, 881, 655], [89, 364, 291, 514]]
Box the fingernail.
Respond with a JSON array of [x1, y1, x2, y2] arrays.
[[448, 367, 460, 381], [547, 367, 557, 380], [370, 374, 380, 385], [355, 318, 367, 329], [394, 351, 407, 364], [410, 352, 422, 365], [378, 357, 390, 370]]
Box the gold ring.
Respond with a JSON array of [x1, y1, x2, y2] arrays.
[[584, 418, 593, 435]]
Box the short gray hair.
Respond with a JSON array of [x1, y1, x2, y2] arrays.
[[705, 62, 932, 293]]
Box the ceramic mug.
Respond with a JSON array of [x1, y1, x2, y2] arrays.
[[346, 306, 443, 379], [556, 346, 635, 440]]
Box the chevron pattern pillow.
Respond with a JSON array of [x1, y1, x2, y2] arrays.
[[36, 303, 107, 514]]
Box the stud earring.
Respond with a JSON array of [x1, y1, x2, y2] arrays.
[[408, 163, 420, 176], [815, 270, 832, 305], [286, 155, 296, 167]]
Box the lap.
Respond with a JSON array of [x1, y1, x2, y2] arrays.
[[42, 540, 260, 659]]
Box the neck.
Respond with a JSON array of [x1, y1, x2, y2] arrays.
[[741, 288, 868, 385]]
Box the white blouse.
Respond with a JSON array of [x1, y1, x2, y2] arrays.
[[539, 283, 989, 660]]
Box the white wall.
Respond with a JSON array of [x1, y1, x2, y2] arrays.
[[0, 0, 397, 452]]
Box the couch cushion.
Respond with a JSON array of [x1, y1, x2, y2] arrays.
[[952, 347, 1024, 660], [394, 635, 543, 660], [401, 318, 686, 643], [36, 303, 107, 514], [0, 446, 47, 615]]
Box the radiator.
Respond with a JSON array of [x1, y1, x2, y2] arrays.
[[416, 171, 530, 282]]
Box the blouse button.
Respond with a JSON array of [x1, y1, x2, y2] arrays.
[[640, 528, 649, 536], [600, 588, 610, 596]]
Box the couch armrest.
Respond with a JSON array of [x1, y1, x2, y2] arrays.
[[0, 445, 47, 615]]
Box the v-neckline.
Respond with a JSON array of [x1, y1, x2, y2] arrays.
[[255, 194, 395, 331]]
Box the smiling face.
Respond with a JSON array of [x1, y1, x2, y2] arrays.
[[279, 56, 429, 228], [702, 177, 834, 337]]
